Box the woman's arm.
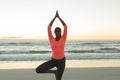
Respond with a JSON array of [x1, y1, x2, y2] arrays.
[[49, 13, 57, 26], [48, 12, 57, 40]]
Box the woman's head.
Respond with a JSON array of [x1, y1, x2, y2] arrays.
[[54, 27, 61, 38]]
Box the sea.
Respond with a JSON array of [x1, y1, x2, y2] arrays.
[[0, 39, 120, 61]]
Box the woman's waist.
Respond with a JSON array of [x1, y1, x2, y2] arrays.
[[52, 57, 66, 61], [52, 52, 65, 60]]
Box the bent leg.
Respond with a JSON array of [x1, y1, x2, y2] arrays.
[[36, 59, 55, 73]]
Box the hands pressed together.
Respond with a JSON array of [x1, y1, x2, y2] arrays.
[[49, 10, 66, 26], [54, 10, 60, 19]]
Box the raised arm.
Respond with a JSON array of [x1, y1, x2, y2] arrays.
[[48, 12, 57, 40], [49, 15, 56, 26], [49, 11, 57, 26]]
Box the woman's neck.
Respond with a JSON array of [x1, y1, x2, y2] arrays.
[[55, 37, 61, 41]]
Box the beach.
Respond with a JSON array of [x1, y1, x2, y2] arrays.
[[0, 60, 120, 80]]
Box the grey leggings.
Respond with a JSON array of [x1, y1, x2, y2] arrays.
[[36, 57, 65, 80]]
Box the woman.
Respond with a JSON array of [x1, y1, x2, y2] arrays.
[[36, 11, 67, 80]]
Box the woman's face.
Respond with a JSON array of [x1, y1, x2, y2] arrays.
[[54, 28, 61, 37]]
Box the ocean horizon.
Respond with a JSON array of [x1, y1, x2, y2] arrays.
[[0, 39, 120, 61]]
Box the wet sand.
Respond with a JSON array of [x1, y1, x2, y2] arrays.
[[0, 60, 120, 80]]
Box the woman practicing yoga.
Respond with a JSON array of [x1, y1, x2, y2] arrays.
[[36, 11, 67, 80]]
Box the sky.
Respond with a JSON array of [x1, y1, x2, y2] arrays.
[[0, 0, 120, 40]]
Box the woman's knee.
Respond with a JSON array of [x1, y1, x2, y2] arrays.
[[35, 60, 53, 73], [35, 67, 40, 73], [35, 67, 45, 73]]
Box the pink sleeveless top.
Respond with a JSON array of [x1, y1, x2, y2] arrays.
[[48, 25, 67, 59]]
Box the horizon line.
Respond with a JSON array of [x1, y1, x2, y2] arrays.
[[0, 36, 120, 41]]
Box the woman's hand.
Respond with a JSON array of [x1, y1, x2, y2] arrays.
[[56, 10, 60, 18]]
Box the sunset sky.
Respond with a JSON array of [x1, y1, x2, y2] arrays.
[[0, 0, 120, 40]]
